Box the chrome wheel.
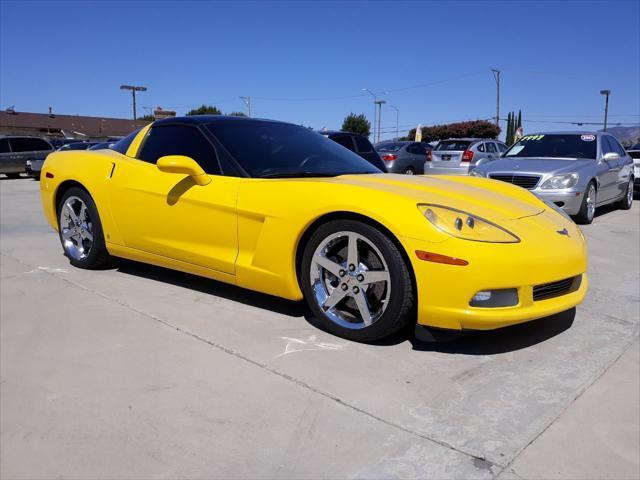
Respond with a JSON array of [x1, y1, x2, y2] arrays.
[[310, 231, 391, 329], [627, 180, 634, 207], [404, 168, 415, 175], [59, 196, 94, 260], [586, 184, 596, 222]]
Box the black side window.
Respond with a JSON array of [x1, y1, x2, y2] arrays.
[[412, 143, 427, 155], [486, 142, 497, 153], [9, 137, 50, 152], [477, 143, 485, 152], [601, 136, 613, 155], [139, 125, 220, 174], [111, 129, 139, 155], [330, 134, 355, 151], [354, 135, 373, 153], [608, 136, 626, 157], [497, 143, 508, 153], [0, 139, 10, 153]]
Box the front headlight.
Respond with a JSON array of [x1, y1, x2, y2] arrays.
[[540, 173, 578, 189], [469, 170, 484, 177], [418, 204, 520, 243]]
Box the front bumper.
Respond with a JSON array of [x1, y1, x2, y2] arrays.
[[400, 210, 588, 331], [531, 188, 583, 215]]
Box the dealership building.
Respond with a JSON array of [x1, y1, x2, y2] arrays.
[[0, 109, 150, 140]]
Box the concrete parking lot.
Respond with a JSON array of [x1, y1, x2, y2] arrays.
[[1, 177, 638, 479]]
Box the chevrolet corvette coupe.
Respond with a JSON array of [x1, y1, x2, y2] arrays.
[[40, 116, 588, 342]]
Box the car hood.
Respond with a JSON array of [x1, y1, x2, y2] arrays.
[[330, 173, 546, 221], [476, 157, 594, 175]]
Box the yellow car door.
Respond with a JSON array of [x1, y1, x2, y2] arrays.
[[108, 124, 239, 275]]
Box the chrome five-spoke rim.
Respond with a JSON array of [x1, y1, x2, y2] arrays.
[[587, 184, 596, 221], [60, 196, 94, 260], [310, 231, 391, 329]]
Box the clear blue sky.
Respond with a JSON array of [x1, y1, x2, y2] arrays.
[[1, 0, 639, 141]]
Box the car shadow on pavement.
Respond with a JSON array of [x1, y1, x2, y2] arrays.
[[114, 259, 309, 318], [408, 308, 576, 355], [113, 259, 575, 355]]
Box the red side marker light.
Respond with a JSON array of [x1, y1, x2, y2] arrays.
[[415, 250, 469, 266], [45, 172, 54, 178]]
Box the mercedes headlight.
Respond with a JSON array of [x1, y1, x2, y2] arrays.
[[540, 173, 578, 189], [418, 204, 520, 243]]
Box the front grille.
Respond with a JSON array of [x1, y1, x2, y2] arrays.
[[489, 174, 541, 190], [533, 276, 581, 301]]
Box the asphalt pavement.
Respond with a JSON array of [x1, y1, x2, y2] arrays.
[[1, 176, 638, 479]]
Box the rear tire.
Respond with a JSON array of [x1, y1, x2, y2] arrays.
[[57, 187, 111, 269], [616, 178, 633, 210], [300, 219, 415, 342], [403, 167, 415, 175], [574, 181, 597, 225]]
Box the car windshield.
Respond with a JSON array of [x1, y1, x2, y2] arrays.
[[376, 143, 404, 152], [207, 121, 381, 178], [435, 140, 471, 151], [504, 134, 597, 159]]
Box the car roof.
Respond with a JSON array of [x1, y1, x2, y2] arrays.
[[318, 130, 366, 137], [153, 115, 293, 127], [0, 135, 50, 139], [527, 131, 603, 136]]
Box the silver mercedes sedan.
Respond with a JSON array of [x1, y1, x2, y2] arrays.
[[471, 132, 635, 224]]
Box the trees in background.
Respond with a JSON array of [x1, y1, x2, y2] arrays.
[[404, 120, 500, 142], [186, 105, 222, 116], [341, 113, 371, 137], [505, 110, 523, 145]]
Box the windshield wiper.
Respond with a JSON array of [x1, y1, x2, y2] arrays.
[[257, 171, 339, 179]]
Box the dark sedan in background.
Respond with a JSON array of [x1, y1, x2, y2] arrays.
[[319, 131, 386, 171], [1, 135, 54, 179]]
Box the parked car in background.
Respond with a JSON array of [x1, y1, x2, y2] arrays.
[[424, 138, 507, 176], [58, 141, 99, 151], [88, 141, 117, 150], [1, 136, 54, 179], [626, 144, 640, 190], [48, 138, 86, 150], [375, 141, 432, 174], [319, 131, 386, 171], [471, 132, 634, 224]]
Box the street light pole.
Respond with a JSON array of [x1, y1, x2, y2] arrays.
[[600, 89, 611, 132], [362, 89, 378, 140], [374, 100, 386, 143], [389, 105, 399, 140], [120, 85, 147, 125], [491, 69, 501, 127], [240, 96, 251, 117]]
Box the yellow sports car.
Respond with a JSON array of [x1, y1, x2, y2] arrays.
[[39, 116, 588, 342]]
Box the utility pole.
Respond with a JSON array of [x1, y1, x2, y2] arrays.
[[600, 90, 611, 131], [120, 85, 147, 124], [240, 96, 251, 117], [362, 88, 387, 141], [491, 69, 501, 127], [374, 100, 386, 143], [389, 105, 399, 140]]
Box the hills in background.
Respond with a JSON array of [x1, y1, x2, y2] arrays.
[[601, 126, 640, 147]]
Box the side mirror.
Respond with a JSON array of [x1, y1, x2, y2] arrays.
[[157, 155, 211, 186], [602, 152, 620, 163]]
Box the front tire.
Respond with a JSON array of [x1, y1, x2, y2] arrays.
[[57, 187, 111, 269], [300, 219, 415, 342], [616, 178, 634, 210], [574, 181, 597, 225]]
